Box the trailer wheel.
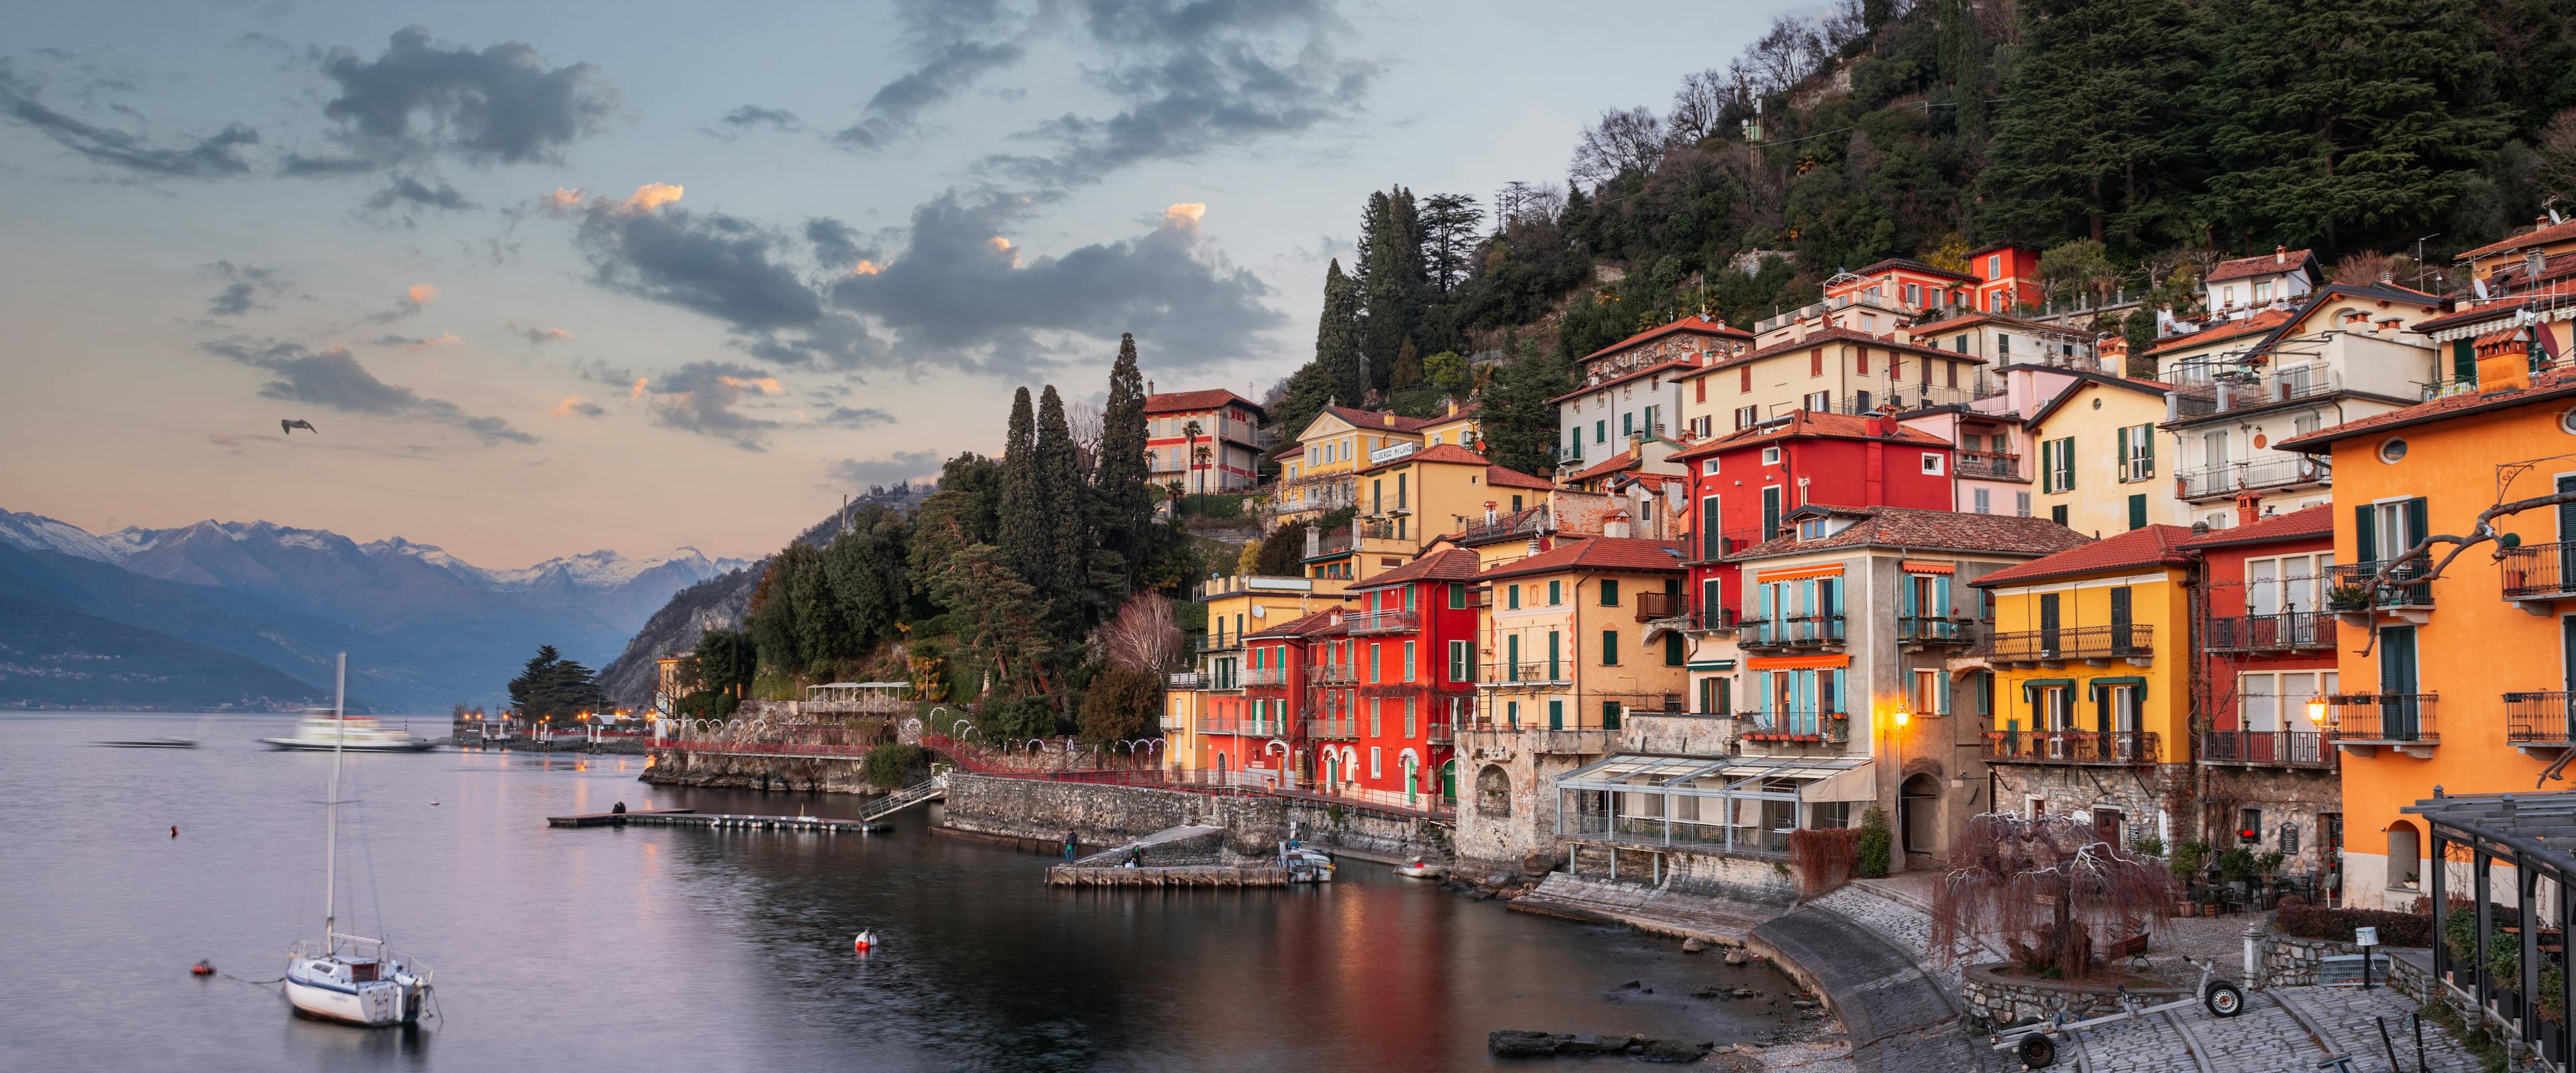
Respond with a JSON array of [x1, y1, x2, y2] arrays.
[[2204, 980, 2245, 1017], [2017, 1034, 2057, 1069]]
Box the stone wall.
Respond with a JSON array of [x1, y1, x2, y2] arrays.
[[939, 775, 1453, 862], [1452, 729, 1604, 870], [2196, 764, 2343, 877], [644, 748, 877, 793], [1990, 763, 2189, 848], [1960, 962, 2186, 1027], [2259, 932, 2427, 994], [1566, 842, 1798, 902]]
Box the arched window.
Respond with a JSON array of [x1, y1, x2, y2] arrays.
[[1475, 765, 1512, 817], [2386, 820, 2422, 892]]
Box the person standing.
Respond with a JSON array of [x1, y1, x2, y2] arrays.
[[1063, 829, 1078, 862]]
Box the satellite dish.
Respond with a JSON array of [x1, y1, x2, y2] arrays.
[[1251, 606, 1266, 619], [2473, 276, 2490, 300]]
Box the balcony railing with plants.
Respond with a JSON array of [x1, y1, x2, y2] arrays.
[[1956, 451, 2021, 479], [1741, 614, 1847, 650], [2203, 611, 2336, 653], [1308, 663, 1358, 685], [2178, 455, 2328, 500], [2195, 729, 2334, 767], [2506, 692, 2576, 745], [1741, 710, 1847, 742], [1980, 624, 2153, 663], [1897, 616, 1978, 645], [1461, 508, 1548, 541], [2501, 542, 2576, 600], [1982, 730, 2161, 765], [2328, 562, 2433, 612], [2168, 363, 2343, 419], [2322, 693, 2437, 744], [1344, 609, 1417, 636]]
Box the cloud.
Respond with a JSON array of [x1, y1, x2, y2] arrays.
[[637, 360, 788, 451], [201, 336, 536, 445], [817, 405, 893, 429], [982, 0, 1375, 186], [564, 189, 885, 370], [409, 332, 462, 349], [0, 60, 260, 178], [827, 188, 1279, 368], [407, 283, 438, 306], [309, 25, 618, 169], [622, 181, 682, 213], [828, 450, 943, 487], [709, 105, 802, 139], [804, 217, 878, 276], [364, 174, 476, 213], [831, 0, 1029, 152], [511, 323, 574, 344], [549, 396, 605, 418], [202, 260, 286, 317]]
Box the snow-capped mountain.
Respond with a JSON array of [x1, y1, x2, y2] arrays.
[[0, 508, 752, 709]]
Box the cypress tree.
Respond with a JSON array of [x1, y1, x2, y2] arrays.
[[998, 387, 1048, 599], [1313, 260, 1365, 410], [1360, 187, 1428, 393], [1092, 334, 1153, 588], [1036, 384, 1090, 630]]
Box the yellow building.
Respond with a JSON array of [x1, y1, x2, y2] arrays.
[[1309, 444, 1550, 583], [1161, 687, 1201, 770], [1471, 536, 1690, 735], [1674, 325, 1988, 441], [2277, 305, 2576, 909], [1175, 573, 1350, 767], [1417, 399, 1483, 449], [1271, 406, 1440, 525], [2024, 372, 2186, 536], [1966, 525, 2196, 839]]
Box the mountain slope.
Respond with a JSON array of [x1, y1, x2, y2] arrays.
[[0, 565, 321, 708]]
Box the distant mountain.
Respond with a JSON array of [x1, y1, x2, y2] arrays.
[[0, 558, 321, 709], [0, 508, 753, 711]]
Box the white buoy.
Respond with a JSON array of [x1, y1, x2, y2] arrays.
[[853, 929, 877, 952]]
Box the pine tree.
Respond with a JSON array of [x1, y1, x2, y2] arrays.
[[1359, 187, 1428, 392], [1273, 359, 1338, 445], [1420, 192, 1485, 292], [1092, 333, 1154, 589], [1389, 337, 1424, 389], [2199, 0, 2512, 252], [1313, 260, 1365, 410], [1980, 0, 2203, 251], [998, 387, 1048, 599], [1479, 336, 1574, 475], [1036, 384, 1091, 630]]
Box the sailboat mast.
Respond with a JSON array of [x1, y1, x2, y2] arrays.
[[324, 652, 345, 950]]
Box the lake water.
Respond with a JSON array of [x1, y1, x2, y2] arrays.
[[0, 712, 1798, 1071]]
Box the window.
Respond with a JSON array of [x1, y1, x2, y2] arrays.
[[2017, 491, 2032, 517], [1449, 640, 1472, 682], [1904, 282, 1920, 306], [1763, 445, 1782, 465], [1740, 367, 1753, 392], [1857, 348, 1870, 375], [1507, 584, 1519, 610], [1947, 363, 1959, 388], [1988, 253, 2000, 278], [1811, 349, 1823, 376], [1921, 453, 1945, 475], [1547, 579, 1563, 605], [2255, 280, 2273, 303], [1664, 630, 1684, 666], [2379, 438, 2408, 464], [1448, 582, 1466, 609], [2239, 807, 2263, 845], [1622, 412, 1634, 437], [1695, 378, 1707, 403], [1405, 696, 1417, 737], [1600, 629, 1619, 665], [1734, 405, 1758, 430], [1601, 579, 1621, 606], [1998, 334, 2011, 357], [2051, 504, 2070, 525], [1911, 668, 1949, 717], [2127, 494, 2147, 530], [1803, 390, 1831, 410], [2116, 424, 2155, 482], [1595, 419, 1607, 445], [2039, 437, 2076, 492], [1403, 641, 1415, 682], [1974, 487, 1992, 514], [1703, 458, 1721, 475], [1370, 746, 1382, 779]]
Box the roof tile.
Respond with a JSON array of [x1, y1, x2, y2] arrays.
[[1474, 536, 1686, 581], [1729, 506, 2088, 561], [1577, 315, 1751, 365], [1352, 548, 1483, 590], [2180, 504, 2334, 550], [1145, 388, 1261, 416], [1968, 524, 2198, 587], [2204, 249, 2315, 284]]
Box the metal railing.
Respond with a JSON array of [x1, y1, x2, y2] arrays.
[[1240, 666, 1289, 687], [1301, 718, 1357, 740], [1980, 624, 2154, 662], [1957, 451, 2021, 479], [1982, 730, 2162, 764], [1461, 508, 1548, 541], [1196, 717, 1285, 737], [2203, 611, 2337, 652], [1741, 710, 1845, 741], [1562, 811, 1791, 858], [2178, 456, 2327, 499], [2323, 693, 2438, 744], [1690, 605, 1740, 632], [2507, 692, 2576, 744], [2329, 562, 2433, 610], [1692, 528, 1774, 561], [2501, 542, 2576, 600], [1741, 614, 1846, 648], [1307, 528, 1356, 559], [2196, 730, 2335, 767], [1897, 616, 1978, 644], [1165, 671, 1202, 689], [1427, 720, 1454, 744], [1453, 722, 1617, 755], [1308, 663, 1359, 685], [1344, 609, 1418, 636], [1477, 661, 1568, 685], [2169, 365, 2344, 418]]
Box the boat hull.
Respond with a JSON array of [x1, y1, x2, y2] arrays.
[[263, 738, 437, 752], [284, 976, 419, 1027]]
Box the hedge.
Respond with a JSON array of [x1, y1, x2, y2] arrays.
[[2273, 895, 2433, 948]]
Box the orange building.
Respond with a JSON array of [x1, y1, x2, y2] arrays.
[[1968, 245, 2043, 314]]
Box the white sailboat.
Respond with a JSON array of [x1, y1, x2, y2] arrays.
[[282, 654, 433, 1027]]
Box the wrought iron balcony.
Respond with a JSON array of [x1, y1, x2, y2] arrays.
[[1983, 730, 2161, 765], [1344, 609, 1417, 636], [1427, 720, 1454, 744], [2195, 729, 2334, 767], [1741, 710, 1847, 742], [2203, 611, 2336, 653], [1897, 616, 1978, 646], [1301, 718, 1357, 740], [1307, 663, 1359, 685], [2322, 693, 2437, 745], [2506, 692, 2576, 745], [2328, 561, 2433, 612], [1475, 661, 1568, 687], [1978, 624, 2153, 664], [2501, 542, 2576, 601], [1240, 666, 1289, 687], [1165, 671, 1202, 689], [1956, 451, 2021, 479], [1740, 614, 1846, 651], [2177, 456, 2329, 500], [2167, 364, 2343, 418]]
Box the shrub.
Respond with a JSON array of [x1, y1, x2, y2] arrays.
[[862, 743, 927, 790], [2274, 895, 2434, 948], [677, 689, 738, 719], [2135, 836, 2167, 859], [1854, 806, 1893, 879], [2170, 841, 2212, 879]]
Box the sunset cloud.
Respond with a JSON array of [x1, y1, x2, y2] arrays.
[[409, 332, 462, 349], [547, 186, 586, 207], [550, 396, 605, 418], [1163, 202, 1206, 229], [513, 324, 574, 344], [407, 283, 439, 306], [622, 182, 683, 213], [200, 336, 535, 445], [629, 377, 649, 400], [850, 259, 886, 276]]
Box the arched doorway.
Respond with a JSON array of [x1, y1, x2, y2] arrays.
[[1900, 773, 1943, 859], [2387, 820, 2422, 893], [1476, 765, 1511, 817], [1399, 750, 1421, 805], [1439, 760, 1458, 805]]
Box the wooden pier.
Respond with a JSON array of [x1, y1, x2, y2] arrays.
[[546, 809, 892, 834]]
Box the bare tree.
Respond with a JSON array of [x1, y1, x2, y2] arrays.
[[1099, 591, 1185, 673], [2355, 448, 2576, 657], [1818, 0, 1869, 52], [1930, 813, 2180, 980], [1744, 15, 1827, 96], [2540, 109, 2576, 207], [1065, 398, 1105, 473], [1570, 106, 1669, 187], [1666, 68, 1746, 145]]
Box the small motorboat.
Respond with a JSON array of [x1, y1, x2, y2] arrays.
[[853, 929, 878, 952], [95, 738, 198, 748], [263, 714, 436, 752], [1283, 848, 1336, 883], [1393, 856, 1446, 879]]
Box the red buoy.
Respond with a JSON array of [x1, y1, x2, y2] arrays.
[[191, 960, 215, 977]]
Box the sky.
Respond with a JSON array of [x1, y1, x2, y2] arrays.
[[0, 0, 1807, 567]]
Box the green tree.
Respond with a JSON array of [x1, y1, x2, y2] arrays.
[[928, 543, 1055, 697], [1252, 520, 1309, 576], [823, 504, 911, 653], [1420, 192, 1485, 293], [1076, 665, 1162, 746], [1358, 187, 1428, 393], [1092, 333, 1155, 591], [861, 742, 928, 790], [507, 644, 606, 719], [1036, 384, 1091, 631], [1388, 337, 1424, 389], [1424, 351, 1472, 399], [1981, 0, 2204, 250], [2037, 238, 2121, 304], [1313, 259, 1364, 408], [998, 387, 1048, 601], [692, 628, 755, 697], [1479, 336, 1574, 475]]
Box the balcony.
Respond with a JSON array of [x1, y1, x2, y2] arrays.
[[1476, 662, 1570, 688], [2178, 455, 2329, 500], [2506, 693, 2576, 746], [1957, 451, 2021, 479], [1689, 528, 1776, 563], [1198, 717, 1285, 737], [1979, 624, 2153, 665], [1897, 616, 1978, 648], [2196, 730, 2335, 768], [1428, 720, 1454, 744], [1462, 508, 1548, 543], [2322, 693, 2437, 748], [1983, 730, 2161, 765], [1305, 528, 1356, 561], [2328, 561, 2433, 618], [1741, 710, 1847, 743], [1633, 590, 1682, 622], [1454, 722, 1618, 755], [2168, 364, 2343, 419], [1301, 718, 1357, 740], [2501, 542, 2576, 606], [1165, 671, 1203, 689], [2203, 611, 2337, 653], [1740, 614, 1846, 652], [1689, 605, 1741, 633], [1240, 666, 1289, 687], [1308, 663, 1359, 686], [1344, 609, 1418, 636]]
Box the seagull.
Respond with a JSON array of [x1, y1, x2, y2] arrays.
[[280, 419, 318, 435]]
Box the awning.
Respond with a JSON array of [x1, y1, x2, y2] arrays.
[[1757, 565, 1845, 583], [1900, 560, 1955, 575], [1558, 753, 1866, 795], [1686, 659, 1736, 671], [1799, 760, 1878, 802], [1748, 654, 1851, 670]]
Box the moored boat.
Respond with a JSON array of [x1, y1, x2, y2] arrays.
[[281, 655, 435, 1027]]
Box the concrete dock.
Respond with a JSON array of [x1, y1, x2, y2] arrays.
[[547, 809, 892, 834]]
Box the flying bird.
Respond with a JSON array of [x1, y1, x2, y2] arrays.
[[280, 419, 318, 435]]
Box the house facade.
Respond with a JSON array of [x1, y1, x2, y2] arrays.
[[2201, 247, 2318, 319], [1273, 406, 1437, 525], [2024, 372, 2187, 536], [1674, 327, 1990, 441], [1336, 547, 1485, 810], [1969, 244, 2044, 313], [1145, 388, 1265, 494]]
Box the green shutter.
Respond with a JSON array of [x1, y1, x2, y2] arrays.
[[2139, 427, 2155, 476], [2354, 504, 2378, 565], [2404, 497, 2429, 553], [2128, 493, 2147, 531], [1664, 630, 1683, 666], [1601, 579, 1620, 606], [1701, 495, 1722, 559], [2453, 339, 2476, 384], [2115, 425, 2129, 481], [1601, 629, 1618, 666]]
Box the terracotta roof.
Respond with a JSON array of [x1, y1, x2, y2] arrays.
[[1351, 548, 1484, 590], [1908, 309, 2099, 339], [2023, 373, 2174, 429], [1670, 410, 1949, 460], [1563, 449, 1640, 484], [1144, 388, 1261, 416], [2180, 504, 2334, 550], [1550, 357, 1699, 404], [1846, 256, 1978, 284], [2412, 285, 2576, 335], [2205, 249, 2316, 284], [1576, 315, 1752, 365], [1487, 465, 1552, 490], [1728, 506, 2090, 562], [1247, 607, 1343, 640], [2458, 219, 2576, 263], [1423, 400, 1482, 423], [1475, 536, 1686, 581], [1692, 326, 1990, 376], [2278, 365, 2576, 452], [1316, 405, 1441, 435], [2147, 308, 2298, 355], [1968, 525, 2198, 587], [1360, 443, 1492, 473]]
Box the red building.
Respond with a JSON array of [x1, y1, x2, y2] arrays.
[[1336, 547, 1483, 809], [1968, 245, 2043, 313], [2182, 504, 2343, 880], [1825, 257, 1978, 314], [1669, 410, 1958, 626], [1145, 387, 1265, 494], [1210, 608, 1340, 785]]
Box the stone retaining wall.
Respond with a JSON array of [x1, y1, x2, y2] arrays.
[[2259, 933, 2430, 994], [643, 749, 879, 793], [938, 775, 1452, 862], [1959, 962, 2185, 1026]]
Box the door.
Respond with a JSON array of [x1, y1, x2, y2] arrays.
[[1440, 760, 1456, 804], [1762, 486, 1783, 539], [2379, 625, 2418, 740], [2559, 475, 2576, 588], [2039, 592, 2061, 655], [2108, 587, 2133, 653]]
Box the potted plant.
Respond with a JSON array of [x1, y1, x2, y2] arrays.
[[2326, 584, 2373, 614], [2445, 907, 2482, 986], [2543, 964, 2567, 1063], [2492, 942, 2523, 1020]]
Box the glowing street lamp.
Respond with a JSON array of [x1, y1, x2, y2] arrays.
[[2305, 696, 2328, 726], [1889, 693, 1913, 728]]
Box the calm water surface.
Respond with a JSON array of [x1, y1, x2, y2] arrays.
[[0, 713, 1794, 1071]]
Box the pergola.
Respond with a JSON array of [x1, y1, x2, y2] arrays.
[[803, 681, 912, 714], [1556, 753, 1870, 858], [2406, 789, 2576, 1065]]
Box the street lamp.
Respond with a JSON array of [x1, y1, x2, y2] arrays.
[[2305, 697, 2328, 726]]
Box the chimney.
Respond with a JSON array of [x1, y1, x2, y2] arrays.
[[1446, 398, 1460, 416], [2274, 245, 2287, 266], [1604, 510, 1633, 540], [2233, 489, 2262, 522], [1382, 413, 1397, 428], [1484, 501, 1498, 526], [2377, 270, 2394, 286], [1147, 380, 1156, 394]]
